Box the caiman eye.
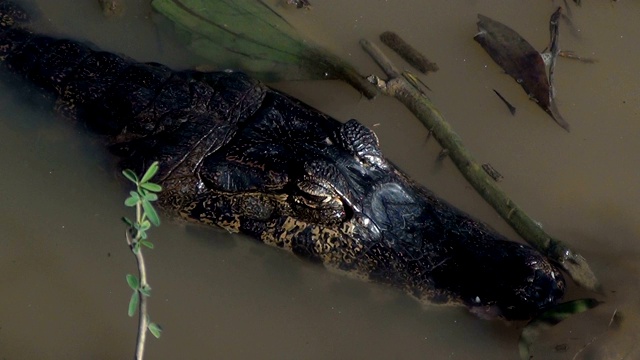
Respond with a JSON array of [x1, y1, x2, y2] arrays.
[[290, 179, 346, 225], [296, 180, 339, 206], [287, 160, 353, 225]]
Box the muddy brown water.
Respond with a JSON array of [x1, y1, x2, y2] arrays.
[[1, 0, 639, 359]]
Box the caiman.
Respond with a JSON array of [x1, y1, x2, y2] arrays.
[[0, 1, 565, 320]]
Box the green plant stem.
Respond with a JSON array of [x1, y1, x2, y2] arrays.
[[359, 38, 599, 291], [128, 202, 149, 360]]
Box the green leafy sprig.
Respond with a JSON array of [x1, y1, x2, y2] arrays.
[[122, 161, 163, 358]]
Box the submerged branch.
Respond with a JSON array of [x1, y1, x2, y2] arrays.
[[360, 39, 599, 291]]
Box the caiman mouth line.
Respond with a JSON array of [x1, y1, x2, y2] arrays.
[[0, 0, 565, 320]]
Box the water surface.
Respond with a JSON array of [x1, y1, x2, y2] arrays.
[[1, 0, 639, 359]]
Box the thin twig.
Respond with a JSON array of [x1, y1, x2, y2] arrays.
[[493, 89, 517, 115], [126, 228, 149, 360]]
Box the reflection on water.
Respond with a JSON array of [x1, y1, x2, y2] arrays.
[[1, 0, 639, 358]]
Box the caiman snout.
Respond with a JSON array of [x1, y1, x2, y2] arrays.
[[337, 138, 566, 320], [425, 232, 566, 320]]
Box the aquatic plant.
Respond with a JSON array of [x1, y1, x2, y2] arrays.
[[151, 0, 376, 97], [122, 161, 163, 359]]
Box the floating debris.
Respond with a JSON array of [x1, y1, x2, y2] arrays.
[[98, 0, 124, 17], [437, 148, 449, 161], [492, 89, 516, 115], [380, 31, 439, 74], [286, 0, 311, 9], [403, 70, 431, 95], [474, 11, 570, 131], [559, 50, 597, 63]]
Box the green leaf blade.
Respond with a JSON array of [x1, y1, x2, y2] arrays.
[[126, 274, 139, 290], [124, 196, 138, 207], [122, 169, 139, 184], [122, 217, 133, 227], [148, 322, 163, 338], [140, 161, 160, 184], [125, 191, 140, 207], [152, 0, 329, 79], [141, 182, 162, 193], [142, 200, 161, 227], [128, 291, 139, 317], [141, 240, 155, 249], [142, 191, 159, 201]]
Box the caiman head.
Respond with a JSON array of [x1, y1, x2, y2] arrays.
[[0, 0, 562, 320], [117, 76, 565, 320]]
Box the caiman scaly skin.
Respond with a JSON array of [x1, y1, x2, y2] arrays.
[[0, 1, 564, 320]]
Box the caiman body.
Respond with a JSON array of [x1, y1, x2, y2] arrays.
[[0, 1, 564, 320]]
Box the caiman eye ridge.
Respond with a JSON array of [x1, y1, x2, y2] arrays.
[[0, 0, 565, 321]]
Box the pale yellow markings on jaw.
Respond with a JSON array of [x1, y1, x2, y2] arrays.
[[277, 217, 300, 250], [255, 216, 373, 281], [217, 215, 241, 233], [258, 218, 288, 249], [259, 228, 274, 246], [341, 222, 355, 235]]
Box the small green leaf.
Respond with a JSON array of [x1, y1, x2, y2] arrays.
[[124, 196, 138, 207], [122, 217, 133, 227], [140, 162, 160, 184], [128, 291, 139, 317], [122, 169, 139, 184], [142, 200, 161, 226], [126, 274, 139, 290], [133, 241, 142, 254], [141, 182, 162, 193], [140, 284, 152, 297], [134, 227, 147, 238], [139, 220, 151, 231], [142, 192, 159, 202], [125, 191, 140, 207], [148, 322, 163, 338], [141, 240, 154, 249]]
